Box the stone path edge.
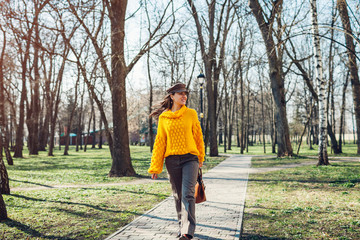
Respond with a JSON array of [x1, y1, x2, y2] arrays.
[[237, 162, 249, 239], [104, 193, 173, 240]]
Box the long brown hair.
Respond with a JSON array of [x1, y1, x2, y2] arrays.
[[149, 94, 173, 119], [150, 82, 188, 119]]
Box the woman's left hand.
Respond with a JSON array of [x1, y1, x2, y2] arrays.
[[199, 161, 203, 168]]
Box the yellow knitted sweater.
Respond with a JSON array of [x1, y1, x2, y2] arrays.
[[148, 105, 205, 174]]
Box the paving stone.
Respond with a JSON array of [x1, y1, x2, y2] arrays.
[[105, 155, 251, 240]]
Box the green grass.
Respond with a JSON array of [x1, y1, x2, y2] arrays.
[[242, 158, 360, 239], [1, 145, 226, 239], [3, 184, 170, 240], [7, 146, 155, 189], [250, 156, 316, 168], [215, 142, 359, 157]]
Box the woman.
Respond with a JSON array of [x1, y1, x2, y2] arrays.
[[148, 82, 205, 240]]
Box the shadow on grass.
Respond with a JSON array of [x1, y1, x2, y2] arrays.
[[241, 233, 289, 240], [9, 178, 54, 188], [2, 218, 76, 240], [10, 193, 148, 215], [52, 206, 140, 220]]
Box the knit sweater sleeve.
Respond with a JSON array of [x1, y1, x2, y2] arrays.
[[192, 111, 205, 163], [148, 117, 167, 174]]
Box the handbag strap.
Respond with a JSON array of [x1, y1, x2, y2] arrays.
[[197, 168, 203, 183]]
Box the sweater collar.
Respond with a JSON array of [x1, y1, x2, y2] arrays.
[[161, 105, 187, 119]]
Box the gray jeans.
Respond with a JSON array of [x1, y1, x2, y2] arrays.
[[165, 153, 199, 237]]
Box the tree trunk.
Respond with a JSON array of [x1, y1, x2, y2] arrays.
[[76, 84, 85, 152], [0, 136, 9, 195], [251, 96, 256, 145], [246, 85, 250, 153], [270, 97, 276, 154], [38, 106, 49, 151], [310, 0, 329, 165], [64, 76, 80, 156], [98, 115, 103, 149], [249, 0, 293, 157], [352, 108, 356, 144], [108, 0, 136, 177], [0, 193, 7, 220], [337, 0, 360, 154], [297, 103, 315, 155], [0, 27, 12, 165], [147, 51, 154, 152], [84, 105, 92, 152], [260, 77, 266, 153], [224, 106, 228, 153], [48, 46, 67, 156], [236, 101, 240, 148], [38, 53, 51, 152], [327, 122, 341, 154], [27, 8, 41, 155], [91, 105, 96, 149], [240, 62, 245, 153], [13, 41, 30, 158], [3, 116, 13, 165], [326, 5, 338, 154]]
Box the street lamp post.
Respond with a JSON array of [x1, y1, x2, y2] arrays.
[[197, 72, 205, 133]]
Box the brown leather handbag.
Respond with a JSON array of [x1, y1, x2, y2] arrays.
[[195, 168, 206, 203]]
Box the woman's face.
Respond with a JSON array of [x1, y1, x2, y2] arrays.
[[171, 92, 188, 106]]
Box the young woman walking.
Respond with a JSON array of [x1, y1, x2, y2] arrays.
[[148, 82, 205, 240]]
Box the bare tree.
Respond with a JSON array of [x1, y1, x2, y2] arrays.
[[65, 0, 175, 176], [337, 0, 360, 154], [48, 44, 70, 156], [310, 0, 329, 165], [187, 0, 238, 156], [249, 0, 293, 157], [339, 70, 350, 151], [0, 24, 13, 165], [147, 50, 155, 152], [76, 82, 85, 152], [64, 78, 80, 156], [26, 1, 51, 155]]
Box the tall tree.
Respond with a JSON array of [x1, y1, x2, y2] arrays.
[[339, 71, 350, 151], [48, 45, 70, 156], [67, 0, 175, 176], [147, 49, 154, 152], [11, 12, 32, 158], [26, 1, 43, 155], [337, 0, 360, 154], [249, 0, 293, 157], [63, 76, 80, 156], [0, 24, 13, 165], [310, 0, 329, 165], [187, 0, 238, 156]]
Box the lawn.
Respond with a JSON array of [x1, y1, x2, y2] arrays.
[[242, 158, 360, 239], [1, 145, 226, 240], [215, 142, 359, 158]]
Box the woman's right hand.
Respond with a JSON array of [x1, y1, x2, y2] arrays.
[[151, 173, 158, 180]]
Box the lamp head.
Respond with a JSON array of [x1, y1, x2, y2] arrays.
[[197, 72, 205, 85]]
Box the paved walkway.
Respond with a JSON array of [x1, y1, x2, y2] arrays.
[[105, 155, 251, 240]]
